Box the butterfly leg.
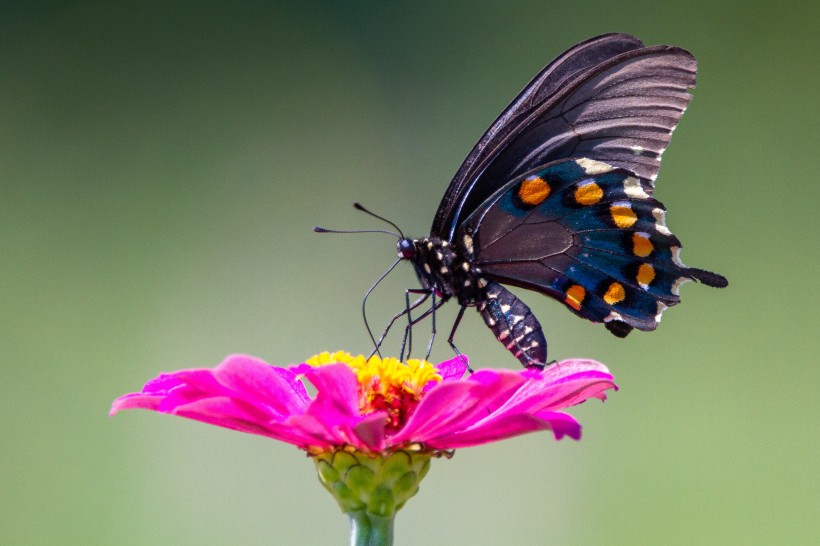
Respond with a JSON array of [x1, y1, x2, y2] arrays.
[[403, 288, 431, 359], [371, 290, 430, 358], [399, 295, 446, 361], [420, 292, 438, 360], [446, 306, 473, 373]]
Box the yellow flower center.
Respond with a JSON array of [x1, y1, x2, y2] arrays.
[[306, 351, 442, 430]]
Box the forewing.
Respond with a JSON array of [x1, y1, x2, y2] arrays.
[[434, 39, 697, 242], [462, 159, 727, 334], [431, 33, 646, 239]]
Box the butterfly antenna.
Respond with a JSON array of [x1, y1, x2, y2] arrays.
[[353, 203, 405, 238], [312, 226, 402, 238], [362, 257, 402, 356]]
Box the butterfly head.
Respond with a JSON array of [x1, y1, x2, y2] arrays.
[[397, 238, 416, 260]]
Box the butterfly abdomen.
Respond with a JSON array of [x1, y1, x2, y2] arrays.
[[477, 282, 548, 368]]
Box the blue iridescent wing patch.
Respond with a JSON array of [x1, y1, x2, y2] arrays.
[[462, 158, 727, 336]]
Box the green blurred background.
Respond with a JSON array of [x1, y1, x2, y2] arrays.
[[2, 1, 817, 544]]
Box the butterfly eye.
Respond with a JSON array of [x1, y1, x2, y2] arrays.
[[397, 239, 415, 259]]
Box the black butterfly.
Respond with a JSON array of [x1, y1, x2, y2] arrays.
[[342, 33, 728, 369]]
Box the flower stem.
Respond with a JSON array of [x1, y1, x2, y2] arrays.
[[348, 510, 395, 546], [314, 448, 439, 545]]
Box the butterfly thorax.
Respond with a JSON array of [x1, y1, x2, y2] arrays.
[[398, 237, 485, 306]]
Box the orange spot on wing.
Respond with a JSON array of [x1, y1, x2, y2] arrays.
[[518, 177, 551, 205], [603, 282, 626, 305], [610, 203, 637, 228], [574, 181, 604, 205], [637, 264, 656, 287], [565, 285, 586, 311], [632, 232, 654, 257]]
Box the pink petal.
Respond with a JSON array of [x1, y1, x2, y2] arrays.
[[391, 359, 615, 449], [167, 396, 284, 438], [294, 364, 387, 451], [391, 369, 525, 445], [300, 364, 361, 423], [110, 392, 164, 413], [489, 360, 616, 418], [539, 358, 612, 384], [424, 411, 581, 448], [110, 356, 319, 446], [214, 355, 310, 414], [353, 413, 390, 451], [271, 415, 356, 448], [427, 355, 469, 387], [110, 356, 311, 418]]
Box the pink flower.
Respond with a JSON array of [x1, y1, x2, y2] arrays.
[[111, 352, 616, 453]]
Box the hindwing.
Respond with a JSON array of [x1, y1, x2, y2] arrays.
[[461, 158, 727, 334]]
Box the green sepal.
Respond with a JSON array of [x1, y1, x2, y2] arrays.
[[313, 448, 434, 518]]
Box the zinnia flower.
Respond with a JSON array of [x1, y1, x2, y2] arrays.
[[111, 352, 616, 545]]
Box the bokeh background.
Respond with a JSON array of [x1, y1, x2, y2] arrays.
[[2, 1, 817, 544]]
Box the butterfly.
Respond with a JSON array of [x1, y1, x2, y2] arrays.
[[361, 33, 728, 369]]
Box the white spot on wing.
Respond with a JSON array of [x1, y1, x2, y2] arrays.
[[631, 145, 644, 155], [576, 158, 614, 175], [655, 302, 668, 322], [671, 277, 690, 296], [671, 246, 686, 268], [623, 177, 650, 199], [653, 208, 672, 235]]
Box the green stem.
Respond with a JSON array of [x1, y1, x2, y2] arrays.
[[348, 510, 395, 546]]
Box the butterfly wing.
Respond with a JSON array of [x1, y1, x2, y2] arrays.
[[433, 35, 696, 241], [431, 33, 645, 239], [461, 158, 727, 335]]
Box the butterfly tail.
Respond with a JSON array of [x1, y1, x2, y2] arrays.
[[477, 282, 548, 368], [688, 267, 728, 288]]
